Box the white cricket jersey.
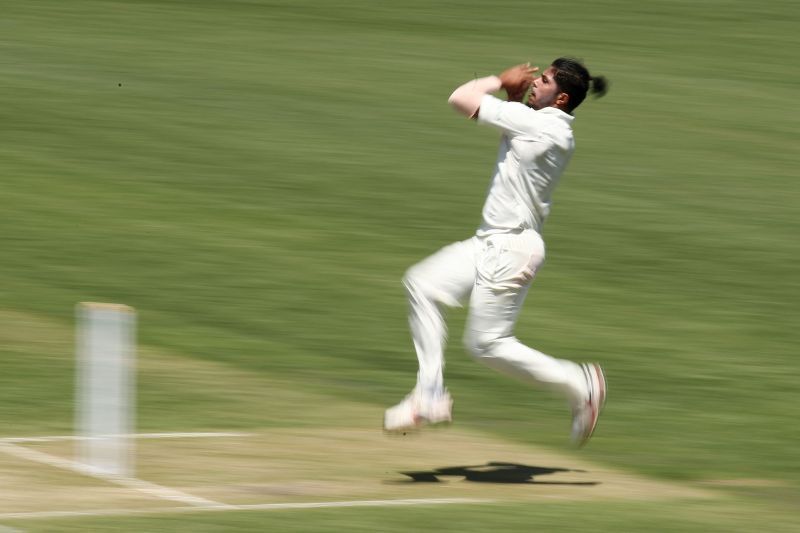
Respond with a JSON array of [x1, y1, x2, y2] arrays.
[[476, 94, 575, 236]]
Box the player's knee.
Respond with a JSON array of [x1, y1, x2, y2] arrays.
[[463, 328, 499, 359], [403, 266, 431, 299], [403, 265, 462, 307], [402, 269, 419, 297], [402, 267, 418, 291]]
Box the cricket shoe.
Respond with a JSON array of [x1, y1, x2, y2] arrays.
[[570, 363, 607, 447], [383, 388, 453, 433]]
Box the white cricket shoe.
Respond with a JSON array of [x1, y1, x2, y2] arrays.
[[570, 363, 607, 447], [383, 388, 453, 433]]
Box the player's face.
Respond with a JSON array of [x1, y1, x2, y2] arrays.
[[527, 66, 563, 110]]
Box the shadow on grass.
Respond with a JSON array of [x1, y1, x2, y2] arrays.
[[392, 461, 599, 485]]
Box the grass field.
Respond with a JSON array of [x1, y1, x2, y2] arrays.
[[1, 0, 798, 530]]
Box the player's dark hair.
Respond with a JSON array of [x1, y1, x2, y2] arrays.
[[551, 57, 608, 113]]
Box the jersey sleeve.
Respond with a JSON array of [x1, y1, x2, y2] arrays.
[[477, 94, 541, 136]]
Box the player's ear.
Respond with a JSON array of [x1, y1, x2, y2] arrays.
[[556, 92, 570, 109]]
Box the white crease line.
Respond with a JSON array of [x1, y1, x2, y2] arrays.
[[0, 432, 250, 444], [0, 498, 489, 520], [0, 442, 230, 509], [232, 498, 491, 510]]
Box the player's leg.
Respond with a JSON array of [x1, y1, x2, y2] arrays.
[[384, 237, 478, 432], [463, 231, 583, 399], [405, 237, 478, 397], [462, 230, 605, 445]]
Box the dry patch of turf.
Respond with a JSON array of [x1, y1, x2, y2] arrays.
[[0, 449, 175, 514], [22, 427, 712, 510]]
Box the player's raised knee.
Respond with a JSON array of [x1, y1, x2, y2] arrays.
[[402, 266, 425, 295]]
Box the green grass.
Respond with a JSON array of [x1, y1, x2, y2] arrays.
[[1, 0, 799, 530]]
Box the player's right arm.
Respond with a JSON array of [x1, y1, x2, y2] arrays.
[[448, 64, 538, 119], [499, 63, 539, 103], [448, 75, 502, 119]]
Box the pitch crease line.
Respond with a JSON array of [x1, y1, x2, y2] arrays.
[[0, 498, 490, 520], [0, 442, 230, 508], [0, 432, 250, 444]]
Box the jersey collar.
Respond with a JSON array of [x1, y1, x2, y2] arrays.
[[539, 106, 575, 124]]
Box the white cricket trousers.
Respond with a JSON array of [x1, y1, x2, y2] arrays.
[[404, 230, 586, 405]]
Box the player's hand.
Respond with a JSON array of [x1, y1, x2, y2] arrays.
[[500, 63, 538, 102]]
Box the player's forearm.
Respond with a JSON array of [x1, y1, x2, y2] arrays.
[[448, 75, 502, 118]]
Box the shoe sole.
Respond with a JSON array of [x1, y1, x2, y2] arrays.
[[382, 410, 422, 433], [582, 363, 606, 443], [384, 417, 452, 435], [383, 398, 453, 434]]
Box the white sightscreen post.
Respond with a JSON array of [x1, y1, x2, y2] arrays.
[[75, 302, 136, 476]]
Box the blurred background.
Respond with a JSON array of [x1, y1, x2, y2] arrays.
[[0, 0, 798, 530]]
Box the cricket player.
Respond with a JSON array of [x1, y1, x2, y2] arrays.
[[384, 58, 609, 446]]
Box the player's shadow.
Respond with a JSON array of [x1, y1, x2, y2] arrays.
[[395, 461, 598, 485]]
